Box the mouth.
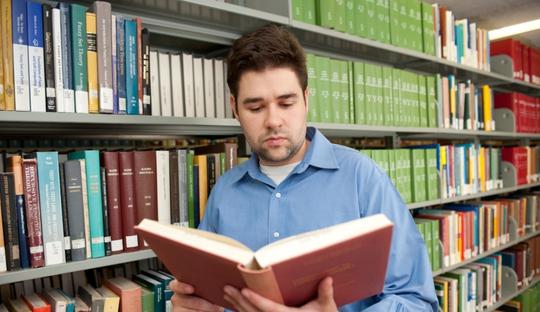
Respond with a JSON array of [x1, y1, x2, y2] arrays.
[[264, 136, 286, 146]]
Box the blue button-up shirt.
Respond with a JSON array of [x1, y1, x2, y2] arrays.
[[199, 127, 438, 311]]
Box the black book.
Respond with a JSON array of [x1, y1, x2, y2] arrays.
[[141, 28, 151, 115], [59, 158, 72, 262], [63, 160, 87, 261], [169, 152, 180, 225], [0, 173, 20, 270], [59, 3, 73, 110], [42, 4, 56, 112], [100, 168, 112, 256]]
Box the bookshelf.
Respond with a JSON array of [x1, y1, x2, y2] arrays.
[[485, 276, 540, 312], [1, 0, 539, 310]]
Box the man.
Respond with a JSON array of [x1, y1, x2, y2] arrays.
[[171, 24, 438, 312]]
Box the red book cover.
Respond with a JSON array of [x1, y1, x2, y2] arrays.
[[21, 158, 45, 268], [133, 151, 157, 248], [118, 151, 138, 252], [502, 147, 528, 185], [523, 45, 530, 83], [104, 277, 142, 312], [494, 92, 523, 132], [135, 215, 393, 309], [102, 152, 124, 254], [490, 38, 523, 80], [532, 48, 540, 85]]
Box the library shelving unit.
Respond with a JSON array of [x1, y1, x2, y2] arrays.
[[1, 0, 540, 310]]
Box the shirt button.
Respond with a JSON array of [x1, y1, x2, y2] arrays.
[[275, 192, 282, 198], [273, 232, 280, 238]]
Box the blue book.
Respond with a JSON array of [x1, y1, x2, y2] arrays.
[[12, 0, 30, 111], [15, 194, 30, 268], [58, 3, 74, 112], [68, 151, 105, 258], [125, 19, 138, 115], [36, 152, 66, 266], [500, 251, 516, 270], [26, 1, 46, 112], [116, 16, 126, 114]]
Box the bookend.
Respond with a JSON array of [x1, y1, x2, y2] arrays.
[[508, 216, 518, 242], [493, 108, 516, 132], [490, 55, 515, 79], [501, 266, 519, 298], [501, 161, 518, 188]]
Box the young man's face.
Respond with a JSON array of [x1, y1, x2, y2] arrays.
[[232, 67, 309, 166]]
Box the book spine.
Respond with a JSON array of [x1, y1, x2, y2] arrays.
[[0, 174, 20, 270], [187, 151, 195, 228], [58, 160, 72, 262], [102, 152, 124, 254], [193, 164, 200, 227], [158, 52, 172, 116], [86, 12, 98, 113], [52, 8, 64, 112], [59, 3, 74, 113], [0, 0, 4, 111], [178, 150, 189, 227], [21, 158, 45, 268], [79, 159, 92, 259], [149, 51, 160, 116], [118, 151, 138, 251], [170, 53, 184, 117], [169, 152, 180, 226], [27, 1, 46, 112], [136, 17, 143, 115], [141, 28, 151, 115], [70, 4, 88, 114], [182, 53, 195, 117], [193, 57, 205, 117], [100, 167, 112, 256], [8, 164, 29, 269], [92, 1, 113, 113], [156, 151, 171, 224], [36, 152, 65, 266], [125, 19, 138, 115], [111, 15, 118, 114], [12, 0, 30, 111], [42, 4, 56, 112], [1, 0, 14, 110], [203, 58, 215, 118], [133, 151, 157, 247], [63, 160, 87, 262], [116, 16, 126, 114]]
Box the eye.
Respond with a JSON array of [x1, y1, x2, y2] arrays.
[[247, 106, 262, 112]]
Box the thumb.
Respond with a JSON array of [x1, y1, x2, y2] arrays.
[[317, 277, 335, 306]]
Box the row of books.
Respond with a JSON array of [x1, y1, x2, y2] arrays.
[[415, 194, 540, 271], [439, 77, 495, 131], [0, 0, 154, 115], [0, 143, 239, 272], [499, 282, 540, 312], [494, 92, 540, 134], [434, 235, 540, 312], [306, 53, 439, 127], [491, 38, 540, 85], [0, 269, 175, 312], [502, 146, 540, 186]]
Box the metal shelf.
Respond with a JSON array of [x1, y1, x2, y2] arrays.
[[432, 230, 540, 277], [484, 276, 540, 312], [407, 182, 540, 210], [0, 250, 156, 285]]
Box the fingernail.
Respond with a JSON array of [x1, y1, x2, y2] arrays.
[[223, 286, 233, 295]]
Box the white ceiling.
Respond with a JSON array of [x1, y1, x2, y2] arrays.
[[425, 0, 540, 48]]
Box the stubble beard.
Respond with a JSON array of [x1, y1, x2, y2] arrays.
[[255, 133, 305, 164]]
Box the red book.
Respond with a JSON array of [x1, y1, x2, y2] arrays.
[[490, 38, 523, 80], [118, 151, 138, 252], [523, 45, 530, 83], [502, 147, 528, 185], [133, 151, 157, 248], [102, 151, 124, 254], [531, 48, 540, 85], [104, 277, 142, 312], [21, 158, 45, 268], [494, 92, 523, 132], [135, 215, 393, 309], [22, 294, 51, 312]]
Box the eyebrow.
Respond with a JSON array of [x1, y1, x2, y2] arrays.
[[241, 93, 298, 105]]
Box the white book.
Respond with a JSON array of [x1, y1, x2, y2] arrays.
[[214, 59, 225, 119], [203, 58, 215, 118], [111, 15, 118, 113], [193, 57, 205, 117], [224, 62, 233, 118], [158, 52, 172, 116], [156, 151, 171, 225], [177, 150, 189, 228], [13, 15, 30, 111], [170, 54, 184, 117], [182, 53, 195, 117], [28, 16, 46, 112], [150, 51, 161, 116], [52, 8, 65, 112], [0, 245, 6, 272]]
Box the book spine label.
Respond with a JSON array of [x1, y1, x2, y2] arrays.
[[63, 160, 87, 261], [36, 152, 65, 266], [1, 0, 14, 110], [92, 1, 113, 113], [125, 19, 138, 115], [27, 1, 46, 112], [71, 4, 88, 113], [52, 8, 64, 112], [116, 16, 126, 114], [86, 12, 98, 113], [22, 159, 45, 268], [141, 28, 151, 115], [59, 3, 74, 113], [12, 0, 30, 111], [42, 4, 56, 112]]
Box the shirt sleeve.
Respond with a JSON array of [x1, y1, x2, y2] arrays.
[[357, 163, 439, 312]]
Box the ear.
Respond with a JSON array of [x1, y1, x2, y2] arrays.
[[304, 88, 309, 113], [229, 95, 239, 120]]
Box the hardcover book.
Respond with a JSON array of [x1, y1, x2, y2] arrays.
[[135, 214, 393, 309]]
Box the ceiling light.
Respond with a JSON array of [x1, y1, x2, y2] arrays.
[[489, 18, 540, 40]]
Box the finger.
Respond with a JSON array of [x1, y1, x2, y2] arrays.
[[171, 293, 223, 312], [224, 285, 260, 312], [239, 288, 286, 312], [317, 276, 335, 305], [170, 279, 195, 295]]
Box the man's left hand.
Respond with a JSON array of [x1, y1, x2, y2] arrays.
[[223, 276, 338, 312]]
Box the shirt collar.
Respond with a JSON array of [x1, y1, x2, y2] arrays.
[[229, 127, 339, 184]]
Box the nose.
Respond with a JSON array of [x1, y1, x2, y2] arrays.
[[264, 103, 283, 129]]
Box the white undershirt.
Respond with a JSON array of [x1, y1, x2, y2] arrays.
[[259, 161, 301, 185]]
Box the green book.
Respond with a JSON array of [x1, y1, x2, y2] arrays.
[[411, 149, 427, 203], [339, 61, 350, 124], [404, 149, 413, 203], [345, 0, 355, 34], [418, 75, 428, 128], [412, 0, 423, 52], [388, 149, 397, 186], [141, 288, 154, 312], [421, 1, 435, 55], [389, 0, 401, 47], [392, 68, 402, 126], [361, 149, 372, 159], [133, 274, 164, 312], [306, 54, 319, 122], [304, 0, 317, 24], [399, 71, 409, 126], [317, 0, 334, 28], [415, 219, 433, 270], [382, 66, 393, 126], [292, 0, 304, 21], [364, 63, 375, 125], [71, 4, 88, 112], [353, 62, 366, 124], [425, 148, 439, 201], [399, 0, 410, 49], [374, 65, 384, 125], [411, 73, 421, 127], [376, 0, 391, 44], [365, 0, 377, 40], [316, 56, 331, 122], [330, 59, 341, 123], [335, 0, 346, 32], [431, 220, 441, 271], [354, 0, 368, 38], [426, 76, 438, 128], [348, 62, 355, 123]]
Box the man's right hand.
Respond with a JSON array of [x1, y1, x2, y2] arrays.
[[170, 279, 225, 312]]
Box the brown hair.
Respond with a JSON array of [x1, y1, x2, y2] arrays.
[[226, 24, 307, 100]]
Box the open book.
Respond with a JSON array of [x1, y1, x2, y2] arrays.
[[135, 214, 393, 309]]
